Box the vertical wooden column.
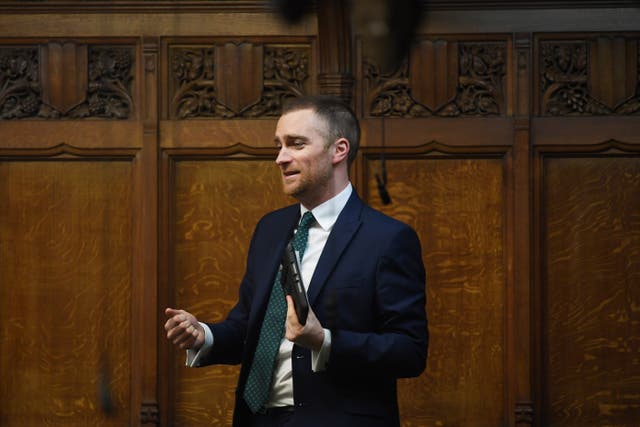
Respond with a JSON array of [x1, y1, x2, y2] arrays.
[[133, 37, 160, 426], [316, 0, 354, 105], [512, 32, 534, 427]]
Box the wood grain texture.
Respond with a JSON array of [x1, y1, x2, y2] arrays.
[[0, 160, 132, 426], [0, 122, 143, 149], [160, 120, 278, 148], [542, 156, 640, 426], [365, 156, 506, 427], [0, 13, 317, 38], [170, 158, 292, 426]]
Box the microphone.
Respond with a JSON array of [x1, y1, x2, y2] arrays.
[[375, 155, 391, 205]]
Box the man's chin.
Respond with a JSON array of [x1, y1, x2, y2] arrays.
[[282, 183, 300, 197]]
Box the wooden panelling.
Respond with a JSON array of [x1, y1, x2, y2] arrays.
[[360, 36, 510, 118], [0, 160, 133, 426], [0, 13, 316, 38], [533, 117, 640, 146], [163, 39, 314, 120], [0, 43, 136, 120], [1, 1, 640, 426], [364, 155, 507, 427], [0, 122, 143, 149], [541, 155, 640, 426], [165, 156, 292, 426], [160, 120, 280, 149], [512, 32, 534, 427], [534, 33, 640, 117], [360, 117, 515, 148]]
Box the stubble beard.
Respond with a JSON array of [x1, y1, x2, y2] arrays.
[[282, 163, 333, 206]]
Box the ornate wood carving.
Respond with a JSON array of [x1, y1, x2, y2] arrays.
[[170, 43, 310, 119], [364, 41, 506, 117], [0, 47, 40, 119], [539, 36, 640, 116], [61, 46, 134, 119], [0, 44, 134, 120]]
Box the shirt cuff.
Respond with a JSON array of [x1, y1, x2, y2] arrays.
[[311, 328, 332, 372], [186, 322, 214, 367]]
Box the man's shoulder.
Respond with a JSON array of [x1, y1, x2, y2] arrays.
[[256, 203, 299, 227], [358, 205, 424, 255], [360, 203, 413, 231]]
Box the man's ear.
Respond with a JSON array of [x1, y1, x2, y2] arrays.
[[332, 138, 350, 165]]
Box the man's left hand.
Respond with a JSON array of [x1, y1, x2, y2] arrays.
[[285, 295, 324, 352]]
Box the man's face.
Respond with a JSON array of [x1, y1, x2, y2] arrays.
[[274, 108, 335, 207]]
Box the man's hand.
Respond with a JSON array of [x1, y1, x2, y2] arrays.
[[164, 307, 205, 350], [285, 296, 324, 352]]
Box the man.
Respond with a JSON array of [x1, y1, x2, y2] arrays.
[[165, 95, 428, 427]]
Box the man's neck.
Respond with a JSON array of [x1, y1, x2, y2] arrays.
[[299, 180, 350, 211]]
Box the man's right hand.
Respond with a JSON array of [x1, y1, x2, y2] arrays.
[[164, 307, 205, 350]]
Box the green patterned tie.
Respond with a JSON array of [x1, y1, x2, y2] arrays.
[[243, 212, 315, 413]]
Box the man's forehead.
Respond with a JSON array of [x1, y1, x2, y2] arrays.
[[276, 108, 328, 137]]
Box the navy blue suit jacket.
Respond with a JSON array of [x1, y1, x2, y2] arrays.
[[200, 191, 428, 427]]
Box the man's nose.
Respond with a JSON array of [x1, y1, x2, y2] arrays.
[[276, 146, 291, 164]]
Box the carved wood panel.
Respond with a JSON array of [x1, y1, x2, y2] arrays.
[[536, 34, 640, 116], [364, 154, 507, 427], [361, 37, 508, 117], [167, 40, 313, 119], [0, 43, 135, 120], [0, 160, 133, 426], [167, 156, 292, 426], [541, 155, 640, 426]]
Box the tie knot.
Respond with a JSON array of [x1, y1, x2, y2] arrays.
[[298, 211, 315, 233]]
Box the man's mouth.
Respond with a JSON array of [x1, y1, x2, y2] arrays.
[[283, 171, 300, 177]]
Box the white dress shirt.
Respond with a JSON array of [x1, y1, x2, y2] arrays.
[[187, 183, 353, 408]]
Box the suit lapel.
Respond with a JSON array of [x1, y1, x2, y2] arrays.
[[249, 206, 299, 323], [307, 192, 363, 305]]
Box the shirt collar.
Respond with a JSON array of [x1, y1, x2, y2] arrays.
[[300, 183, 352, 231]]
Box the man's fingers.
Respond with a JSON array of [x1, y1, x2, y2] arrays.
[[179, 335, 196, 349], [285, 295, 303, 342], [165, 307, 182, 317], [164, 308, 184, 330], [286, 295, 302, 327], [165, 315, 183, 332], [173, 330, 191, 346]]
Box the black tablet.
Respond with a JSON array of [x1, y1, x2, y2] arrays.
[[281, 241, 310, 325]]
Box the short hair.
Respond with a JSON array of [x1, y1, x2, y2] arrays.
[[281, 95, 360, 166]]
